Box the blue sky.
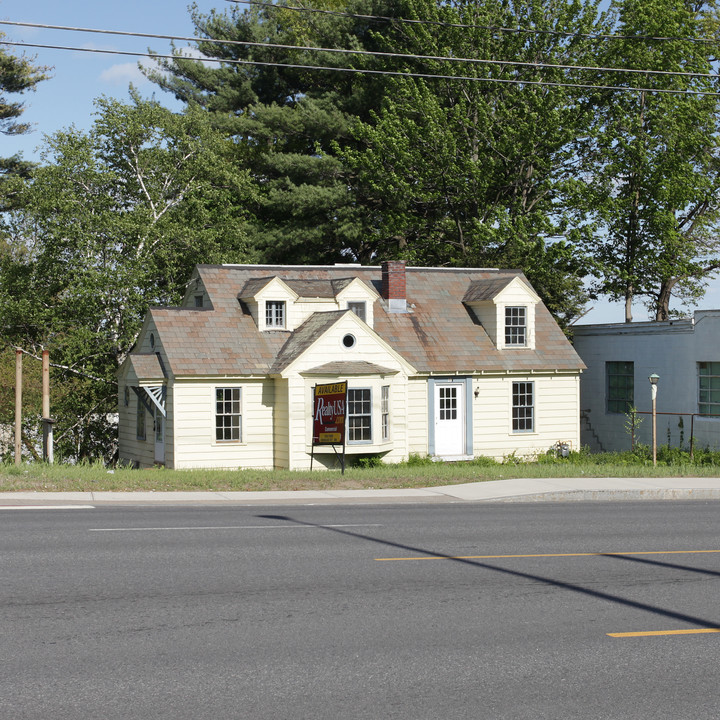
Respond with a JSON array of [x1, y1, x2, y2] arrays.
[[1, 0, 221, 159], [1, 0, 718, 324]]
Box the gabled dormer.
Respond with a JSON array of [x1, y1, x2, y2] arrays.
[[334, 276, 380, 328], [239, 277, 298, 331], [239, 274, 379, 332], [463, 276, 540, 350], [181, 268, 212, 310]]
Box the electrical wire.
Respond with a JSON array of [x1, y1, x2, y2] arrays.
[[2, 39, 719, 97], [227, 0, 720, 45], [2, 20, 719, 83]]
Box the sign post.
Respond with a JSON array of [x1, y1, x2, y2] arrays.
[[311, 381, 347, 473]]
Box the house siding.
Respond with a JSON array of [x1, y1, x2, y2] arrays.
[[118, 263, 584, 470], [172, 379, 275, 470], [472, 374, 580, 460], [163, 384, 175, 468], [272, 377, 290, 469], [407, 378, 430, 456], [117, 387, 155, 468]]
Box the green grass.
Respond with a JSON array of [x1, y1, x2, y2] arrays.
[[1, 446, 720, 492]]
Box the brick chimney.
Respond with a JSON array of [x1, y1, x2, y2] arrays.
[[381, 260, 407, 313]]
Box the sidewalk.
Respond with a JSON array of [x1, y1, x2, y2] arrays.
[[1, 476, 720, 506]]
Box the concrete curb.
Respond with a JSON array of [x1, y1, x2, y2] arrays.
[[1, 479, 720, 506], [480, 488, 720, 503]]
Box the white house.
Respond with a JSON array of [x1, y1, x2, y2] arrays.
[[117, 262, 584, 470], [573, 310, 720, 452]]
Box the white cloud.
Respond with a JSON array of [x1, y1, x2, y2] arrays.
[[99, 62, 149, 86], [174, 45, 223, 67]]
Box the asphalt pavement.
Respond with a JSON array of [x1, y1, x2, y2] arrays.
[[2, 475, 720, 505]]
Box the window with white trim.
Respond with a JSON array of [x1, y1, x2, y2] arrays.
[[505, 306, 527, 346], [381, 385, 390, 441], [348, 388, 372, 443], [265, 301, 285, 328], [216, 387, 242, 442], [698, 362, 720, 416], [348, 301, 366, 322], [512, 381, 534, 432]]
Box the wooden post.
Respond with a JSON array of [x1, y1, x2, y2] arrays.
[[42, 350, 53, 463], [14, 349, 22, 466], [42, 350, 50, 420]]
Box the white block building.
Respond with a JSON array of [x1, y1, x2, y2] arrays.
[[573, 311, 720, 452]]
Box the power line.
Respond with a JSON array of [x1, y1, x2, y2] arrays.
[[3, 39, 719, 97], [2, 20, 719, 84], [227, 0, 720, 45]]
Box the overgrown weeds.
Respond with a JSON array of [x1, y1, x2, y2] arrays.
[[1, 445, 719, 492]]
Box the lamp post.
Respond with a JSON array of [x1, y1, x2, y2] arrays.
[[649, 373, 660, 466]]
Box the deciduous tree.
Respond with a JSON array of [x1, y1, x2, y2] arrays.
[[340, 0, 609, 323], [0, 94, 255, 460], [580, 0, 720, 321]]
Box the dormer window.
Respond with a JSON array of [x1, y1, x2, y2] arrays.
[[348, 301, 366, 322], [505, 307, 527, 346], [266, 301, 286, 328]]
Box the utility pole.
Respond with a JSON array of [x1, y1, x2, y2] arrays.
[[14, 349, 22, 465], [42, 349, 54, 463]]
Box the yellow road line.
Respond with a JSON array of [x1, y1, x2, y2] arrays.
[[375, 549, 720, 561], [608, 628, 720, 637]]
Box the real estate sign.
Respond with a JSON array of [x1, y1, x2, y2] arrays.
[[313, 382, 347, 445]]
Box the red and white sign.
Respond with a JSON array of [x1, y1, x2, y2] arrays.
[[313, 382, 347, 445]]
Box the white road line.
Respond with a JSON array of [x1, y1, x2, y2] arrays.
[[88, 523, 383, 532], [0, 505, 95, 510]]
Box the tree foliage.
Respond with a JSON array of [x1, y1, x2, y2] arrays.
[[0, 94, 255, 460], [7, 0, 720, 461], [580, 0, 720, 321], [143, 0, 398, 264], [144, 0, 616, 321], [338, 0, 610, 322], [0, 37, 50, 209], [0, 37, 49, 136]]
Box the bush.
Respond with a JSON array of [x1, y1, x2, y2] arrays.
[[350, 454, 384, 469], [468, 455, 498, 467], [405, 453, 434, 466]]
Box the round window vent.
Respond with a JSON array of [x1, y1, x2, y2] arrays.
[[342, 334, 356, 349]]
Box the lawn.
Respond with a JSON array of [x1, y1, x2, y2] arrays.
[[1, 448, 719, 492]]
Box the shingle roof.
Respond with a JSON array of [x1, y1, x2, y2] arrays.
[[303, 361, 398, 375], [127, 353, 164, 381], [270, 311, 347, 373], [142, 264, 584, 378], [463, 277, 516, 302], [284, 279, 337, 298], [238, 277, 275, 298]]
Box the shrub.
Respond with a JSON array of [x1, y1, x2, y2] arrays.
[[468, 455, 498, 467], [351, 454, 384, 469], [405, 453, 434, 466]]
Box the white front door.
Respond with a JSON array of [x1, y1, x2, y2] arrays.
[[434, 383, 465, 457], [154, 411, 165, 465]]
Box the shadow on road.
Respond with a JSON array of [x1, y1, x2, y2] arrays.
[[257, 513, 720, 629]]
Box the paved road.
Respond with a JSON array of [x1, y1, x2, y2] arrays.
[[2, 501, 720, 719]]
